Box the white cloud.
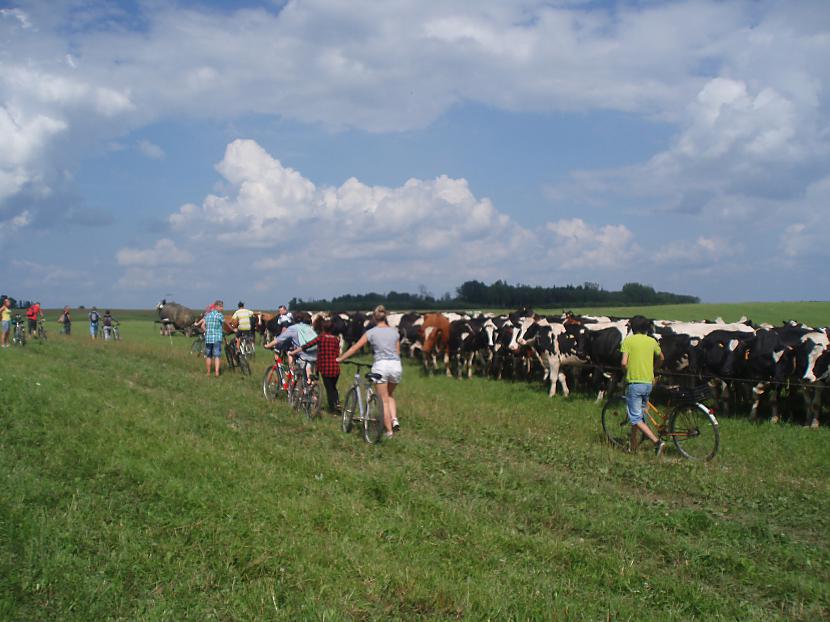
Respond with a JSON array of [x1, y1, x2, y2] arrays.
[[10, 258, 89, 288], [545, 218, 639, 270], [137, 139, 165, 160], [116, 238, 193, 268]]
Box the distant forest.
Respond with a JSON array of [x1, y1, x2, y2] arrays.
[[291, 280, 700, 312]]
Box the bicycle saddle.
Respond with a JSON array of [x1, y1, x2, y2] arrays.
[[365, 372, 383, 382]]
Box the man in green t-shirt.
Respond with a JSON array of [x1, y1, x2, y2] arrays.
[[620, 315, 665, 455]]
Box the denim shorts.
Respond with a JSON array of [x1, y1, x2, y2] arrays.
[[626, 382, 653, 425], [1, 320, 8, 333], [372, 359, 402, 384], [89, 322, 98, 336], [204, 341, 222, 358]]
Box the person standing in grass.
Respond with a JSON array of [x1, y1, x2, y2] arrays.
[[88, 307, 100, 339], [292, 318, 341, 413], [195, 300, 225, 377], [620, 315, 665, 455], [1, 297, 11, 348], [26, 301, 42, 336], [337, 305, 401, 438], [59, 306, 72, 335]]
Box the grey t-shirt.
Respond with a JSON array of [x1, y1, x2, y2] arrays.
[[366, 326, 400, 362]]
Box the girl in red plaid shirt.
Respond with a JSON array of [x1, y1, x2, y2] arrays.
[[293, 318, 341, 412]]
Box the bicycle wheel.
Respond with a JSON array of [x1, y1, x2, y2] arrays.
[[191, 337, 203, 356], [669, 402, 720, 461], [38, 325, 47, 341], [302, 382, 321, 421], [601, 395, 631, 451], [364, 391, 384, 444], [238, 353, 251, 376], [262, 366, 281, 400], [341, 387, 357, 433], [113, 327, 120, 341], [225, 346, 236, 371]]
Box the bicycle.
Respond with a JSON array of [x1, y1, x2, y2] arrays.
[[191, 333, 205, 356], [340, 361, 385, 444], [262, 347, 293, 401], [11, 315, 26, 346], [601, 384, 720, 461], [292, 361, 321, 421], [224, 336, 251, 375], [104, 321, 121, 341], [36, 317, 47, 341], [238, 332, 255, 359]]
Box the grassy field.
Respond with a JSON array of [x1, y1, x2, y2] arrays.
[[1, 316, 828, 620]]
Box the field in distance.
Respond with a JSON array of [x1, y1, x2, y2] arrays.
[[0, 317, 828, 620], [41, 300, 830, 327]]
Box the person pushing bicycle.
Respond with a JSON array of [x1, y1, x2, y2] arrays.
[[620, 315, 665, 455]]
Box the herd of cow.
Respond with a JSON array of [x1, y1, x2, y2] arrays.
[[156, 300, 830, 428]]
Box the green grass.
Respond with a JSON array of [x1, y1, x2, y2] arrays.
[[1, 320, 828, 620]]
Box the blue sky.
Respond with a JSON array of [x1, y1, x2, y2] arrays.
[[1, 0, 829, 308]]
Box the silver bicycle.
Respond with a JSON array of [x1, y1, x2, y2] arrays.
[[340, 361, 385, 444]]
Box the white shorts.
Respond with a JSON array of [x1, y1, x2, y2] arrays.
[[372, 359, 402, 384]]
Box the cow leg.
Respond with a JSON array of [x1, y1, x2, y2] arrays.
[[770, 387, 780, 424], [804, 387, 822, 429], [444, 350, 452, 377], [547, 355, 560, 397], [750, 383, 765, 421], [558, 372, 570, 397]]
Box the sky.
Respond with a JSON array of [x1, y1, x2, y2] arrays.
[[1, 0, 829, 308]]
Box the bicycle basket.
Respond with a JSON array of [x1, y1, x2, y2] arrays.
[[682, 385, 712, 402]]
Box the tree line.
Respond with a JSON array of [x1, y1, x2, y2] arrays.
[[291, 280, 699, 312], [0, 295, 34, 309]]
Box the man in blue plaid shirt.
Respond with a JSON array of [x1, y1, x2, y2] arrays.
[[196, 300, 225, 377]]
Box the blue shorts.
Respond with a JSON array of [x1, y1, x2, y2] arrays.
[[626, 383, 653, 425], [1, 320, 8, 333], [90, 322, 98, 336], [204, 341, 222, 358]]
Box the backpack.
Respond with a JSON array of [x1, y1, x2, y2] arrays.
[[89, 311, 100, 323], [296, 324, 317, 350]]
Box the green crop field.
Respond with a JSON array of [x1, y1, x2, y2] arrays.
[[1, 310, 829, 620]]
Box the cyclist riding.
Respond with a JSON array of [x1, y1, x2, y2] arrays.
[[269, 310, 317, 382]]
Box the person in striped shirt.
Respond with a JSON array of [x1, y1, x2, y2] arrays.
[[232, 301, 254, 351]]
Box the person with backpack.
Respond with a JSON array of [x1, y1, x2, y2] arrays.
[[271, 311, 317, 381], [102, 310, 115, 340], [88, 307, 101, 339]]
